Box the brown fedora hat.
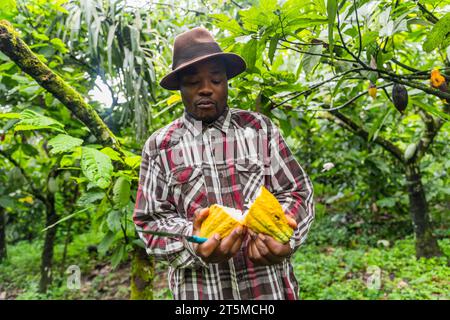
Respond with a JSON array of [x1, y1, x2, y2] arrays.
[[159, 27, 247, 90]]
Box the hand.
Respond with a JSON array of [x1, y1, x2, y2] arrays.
[[191, 208, 247, 264], [247, 215, 297, 266]]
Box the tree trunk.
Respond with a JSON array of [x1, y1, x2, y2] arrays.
[[130, 247, 154, 300], [39, 193, 58, 293], [405, 162, 442, 258], [0, 206, 6, 262]]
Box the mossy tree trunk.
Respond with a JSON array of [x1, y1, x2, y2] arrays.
[[0, 206, 6, 262], [130, 247, 155, 300], [39, 192, 58, 293], [405, 163, 442, 258]]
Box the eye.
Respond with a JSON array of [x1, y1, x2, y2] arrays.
[[212, 79, 222, 84]]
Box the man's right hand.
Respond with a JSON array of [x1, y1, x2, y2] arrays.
[[191, 208, 246, 264]]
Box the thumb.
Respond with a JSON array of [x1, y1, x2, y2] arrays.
[[193, 207, 210, 236], [286, 215, 297, 229]]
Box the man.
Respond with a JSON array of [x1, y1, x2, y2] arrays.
[[133, 27, 315, 300]]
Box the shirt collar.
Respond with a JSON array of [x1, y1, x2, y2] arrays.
[[183, 106, 231, 135]]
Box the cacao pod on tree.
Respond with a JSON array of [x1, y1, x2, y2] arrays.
[[430, 69, 448, 103], [368, 83, 377, 99], [392, 83, 409, 113]]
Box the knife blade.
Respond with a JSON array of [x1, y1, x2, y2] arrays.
[[135, 228, 208, 244]]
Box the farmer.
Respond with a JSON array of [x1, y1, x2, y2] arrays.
[[133, 27, 315, 300]]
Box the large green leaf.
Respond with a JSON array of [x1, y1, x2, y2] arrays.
[[302, 44, 323, 74], [81, 147, 114, 189], [112, 177, 131, 209], [241, 39, 258, 71], [423, 12, 450, 52], [48, 134, 84, 155], [14, 110, 65, 133]]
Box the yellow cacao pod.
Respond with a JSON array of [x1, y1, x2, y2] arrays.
[[368, 83, 377, 99], [200, 186, 294, 243], [199, 204, 243, 239], [244, 186, 294, 244]]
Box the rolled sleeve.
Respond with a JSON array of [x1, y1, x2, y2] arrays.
[[133, 139, 208, 269]]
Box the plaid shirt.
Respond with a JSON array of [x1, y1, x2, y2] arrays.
[[133, 107, 315, 300]]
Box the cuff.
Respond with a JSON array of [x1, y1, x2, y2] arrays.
[[181, 223, 209, 268]]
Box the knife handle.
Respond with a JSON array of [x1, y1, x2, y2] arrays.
[[186, 235, 208, 244]]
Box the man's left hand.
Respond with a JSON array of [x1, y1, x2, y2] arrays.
[[247, 216, 297, 266]]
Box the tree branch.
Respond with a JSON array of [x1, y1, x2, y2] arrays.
[[271, 68, 364, 109], [411, 102, 449, 163], [416, 1, 438, 24], [325, 110, 404, 162], [0, 20, 121, 150]]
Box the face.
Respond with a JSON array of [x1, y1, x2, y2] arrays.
[[178, 57, 228, 123]]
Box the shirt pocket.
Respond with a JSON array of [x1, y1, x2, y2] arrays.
[[168, 165, 206, 219], [235, 161, 264, 204]]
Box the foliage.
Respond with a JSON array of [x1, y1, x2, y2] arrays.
[[293, 237, 450, 300], [0, 0, 449, 299]]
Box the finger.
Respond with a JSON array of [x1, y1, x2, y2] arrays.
[[263, 235, 292, 258], [192, 207, 210, 235], [248, 229, 257, 241], [255, 234, 280, 263], [247, 238, 255, 259], [229, 233, 245, 256], [249, 240, 270, 266], [286, 215, 297, 229], [197, 233, 221, 258], [219, 225, 244, 255]]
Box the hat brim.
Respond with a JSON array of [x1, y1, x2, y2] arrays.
[[159, 52, 247, 90]]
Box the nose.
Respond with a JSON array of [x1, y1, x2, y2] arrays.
[[198, 79, 213, 96]]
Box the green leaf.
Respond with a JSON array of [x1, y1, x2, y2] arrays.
[[241, 39, 258, 71], [111, 243, 126, 269], [21, 144, 39, 157], [368, 108, 393, 142], [76, 191, 105, 207], [113, 177, 131, 209], [210, 14, 243, 34], [98, 231, 116, 255], [14, 110, 65, 133], [423, 13, 450, 52], [302, 44, 323, 74], [124, 156, 141, 169], [100, 147, 123, 162], [50, 38, 69, 54], [107, 210, 122, 232], [376, 197, 397, 208], [0, 113, 21, 119], [81, 147, 114, 189], [412, 97, 450, 121], [268, 36, 279, 64], [48, 134, 83, 155], [0, 0, 17, 19], [0, 196, 15, 209]]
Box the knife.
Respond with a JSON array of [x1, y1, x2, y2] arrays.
[[136, 228, 208, 244]]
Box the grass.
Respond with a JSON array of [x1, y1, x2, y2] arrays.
[[293, 237, 450, 300], [1, 232, 448, 300]]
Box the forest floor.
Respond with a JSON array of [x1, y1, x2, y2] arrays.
[[0, 232, 449, 300]]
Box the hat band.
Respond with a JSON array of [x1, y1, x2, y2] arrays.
[[172, 42, 222, 70]]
